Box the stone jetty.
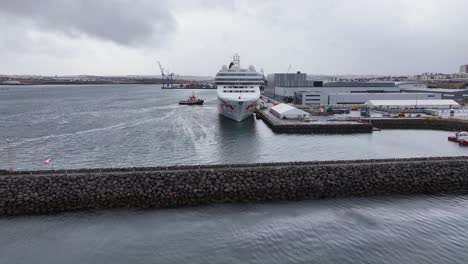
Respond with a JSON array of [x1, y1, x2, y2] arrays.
[[1, 157, 468, 216]]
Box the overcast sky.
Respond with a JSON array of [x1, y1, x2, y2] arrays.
[[1, 0, 468, 76]]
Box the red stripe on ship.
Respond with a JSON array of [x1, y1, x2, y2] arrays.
[[221, 101, 235, 111], [246, 101, 257, 111]]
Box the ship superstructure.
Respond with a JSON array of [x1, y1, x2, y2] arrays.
[[215, 54, 264, 122]]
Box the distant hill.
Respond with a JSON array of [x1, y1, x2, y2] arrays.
[[0, 74, 214, 85]]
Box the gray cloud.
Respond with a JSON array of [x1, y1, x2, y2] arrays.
[[1, 0, 468, 75], [0, 0, 176, 46]]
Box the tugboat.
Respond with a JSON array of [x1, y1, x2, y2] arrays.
[[179, 92, 204, 105], [448, 131, 468, 145]]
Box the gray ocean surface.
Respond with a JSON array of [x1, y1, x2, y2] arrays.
[[0, 84, 466, 170], [1, 85, 468, 264], [2, 196, 468, 264]]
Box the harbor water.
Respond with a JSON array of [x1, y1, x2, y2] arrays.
[[2, 195, 468, 264], [1, 85, 468, 264], [0, 84, 466, 170]]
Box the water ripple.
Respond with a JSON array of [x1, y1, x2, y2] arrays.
[[2, 196, 468, 263]]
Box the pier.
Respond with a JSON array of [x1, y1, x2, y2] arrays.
[[255, 109, 373, 134], [255, 105, 468, 134]]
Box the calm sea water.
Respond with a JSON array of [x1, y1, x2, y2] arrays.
[[2, 85, 468, 264], [2, 195, 468, 264], [0, 84, 466, 170]]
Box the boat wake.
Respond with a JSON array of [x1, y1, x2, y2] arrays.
[[1, 109, 178, 150]]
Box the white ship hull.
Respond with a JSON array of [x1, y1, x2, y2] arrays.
[[214, 54, 264, 122], [218, 98, 257, 122]]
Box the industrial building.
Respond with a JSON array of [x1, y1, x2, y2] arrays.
[[270, 103, 309, 119], [398, 83, 468, 105], [460, 64, 468, 74], [266, 72, 323, 89], [296, 92, 440, 106], [264, 72, 323, 100], [365, 99, 461, 110], [265, 72, 399, 105]]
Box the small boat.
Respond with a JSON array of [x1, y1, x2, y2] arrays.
[[448, 131, 468, 145], [179, 92, 204, 105]]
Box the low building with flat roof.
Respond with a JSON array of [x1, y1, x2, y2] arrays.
[[296, 92, 440, 106], [399, 84, 468, 105], [366, 99, 460, 110]]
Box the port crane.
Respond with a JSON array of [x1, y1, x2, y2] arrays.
[[157, 59, 174, 88]]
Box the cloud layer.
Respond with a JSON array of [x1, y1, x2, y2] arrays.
[[0, 0, 176, 46], [1, 0, 468, 75]]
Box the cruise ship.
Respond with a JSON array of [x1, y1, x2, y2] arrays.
[[215, 54, 264, 122]]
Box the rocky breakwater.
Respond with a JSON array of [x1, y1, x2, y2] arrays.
[[1, 157, 468, 216]]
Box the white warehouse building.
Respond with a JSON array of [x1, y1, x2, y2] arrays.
[[365, 99, 461, 110], [270, 103, 310, 119]]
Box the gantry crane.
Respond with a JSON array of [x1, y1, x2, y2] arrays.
[[157, 59, 174, 88]]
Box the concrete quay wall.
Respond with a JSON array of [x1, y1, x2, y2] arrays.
[[366, 118, 468, 131], [1, 157, 468, 216], [255, 110, 373, 134]]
